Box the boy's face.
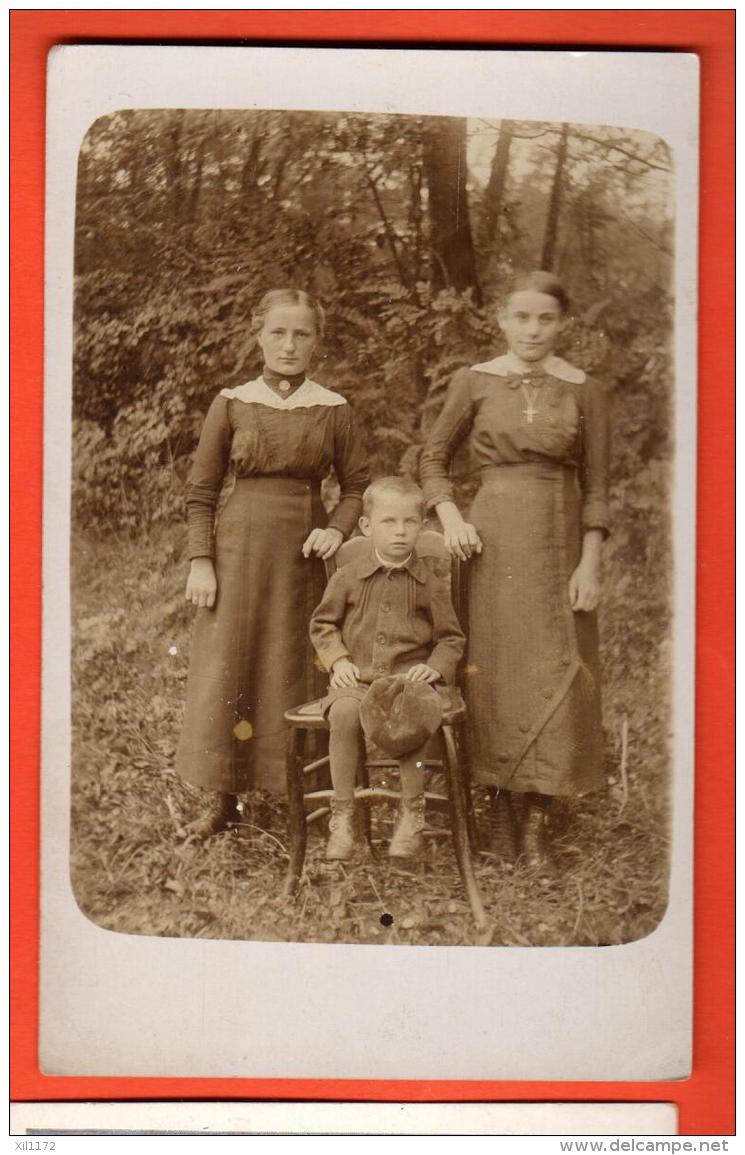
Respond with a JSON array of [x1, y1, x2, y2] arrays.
[[359, 493, 423, 563]]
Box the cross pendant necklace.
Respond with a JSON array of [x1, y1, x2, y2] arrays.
[[520, 383, 541, 424]]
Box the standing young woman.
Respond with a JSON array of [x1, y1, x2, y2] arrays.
[[419, 271, 610, 867], [175, 289, 369, 837]]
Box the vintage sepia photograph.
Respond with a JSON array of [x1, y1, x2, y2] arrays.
[[37, 43, 698, 1082], [69, 103, 675, 950]]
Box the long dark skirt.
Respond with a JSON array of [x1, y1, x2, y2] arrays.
[[464, 462, 604, 797], [175, 476, 327, 794]]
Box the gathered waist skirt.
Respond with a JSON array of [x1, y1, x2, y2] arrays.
[[175, 475, 327, 794], [464, 460, 604, 795]]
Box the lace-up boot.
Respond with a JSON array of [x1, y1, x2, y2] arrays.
[[325, 797, 359, 861], [389, 794, 426, 858]]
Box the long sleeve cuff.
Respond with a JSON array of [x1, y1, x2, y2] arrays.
[[427, 648, 460, 686], [327, 494, 363, 539], [425, 490, 456, 513], [581, 499, 610, 537], [186, 483, 221, 559], [313, 638, 351, 673], [187, 525, 216, 560]]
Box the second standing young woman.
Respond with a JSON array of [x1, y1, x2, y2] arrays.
[[419, 271, 610, 867]]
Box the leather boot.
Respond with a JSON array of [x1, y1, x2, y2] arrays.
[[325, 798, 359, 861], [180, 789, 237, 840], [520, 794, 553, 870], [489, 788, 517, 862], [389, 795, 426, 859]]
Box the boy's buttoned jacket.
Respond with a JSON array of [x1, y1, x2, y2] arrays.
[[309, 547, 465, 685]]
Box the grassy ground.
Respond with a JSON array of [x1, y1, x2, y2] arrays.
[[70, 521, 671, 948]]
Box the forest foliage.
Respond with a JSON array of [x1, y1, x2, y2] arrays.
[[72, 109, 673, 534]]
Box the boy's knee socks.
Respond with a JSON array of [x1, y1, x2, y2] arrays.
[[328, 699, 363, 800]]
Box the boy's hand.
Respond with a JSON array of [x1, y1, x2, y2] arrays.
[[330, 658, 361, 688], [185, 557, 217, 609], [302, 527, 344, 560], [406, 664, 441, 684]]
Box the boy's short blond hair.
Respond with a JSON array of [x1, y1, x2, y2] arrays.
[[362, 476, 426, 518]]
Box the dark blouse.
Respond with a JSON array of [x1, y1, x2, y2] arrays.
[[185, 376, 370, 559], [419, 353, 610, 534]]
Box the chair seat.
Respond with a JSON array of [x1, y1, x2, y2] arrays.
[[285, 689, 466, 729], [442, 695, 466, 725], [284, 699, 329, 728]]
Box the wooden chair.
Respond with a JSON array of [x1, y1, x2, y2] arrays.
[[282, 530, 487, 930]]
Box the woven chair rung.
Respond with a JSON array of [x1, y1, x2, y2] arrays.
[[302, 755, 330, 775], [300, 786, 450, 804], [365, 759, 443, 769], [305, 806, 330, 825]]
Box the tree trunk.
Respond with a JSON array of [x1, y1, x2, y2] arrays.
[[164, 111, 185, 228], [186, 127, 209, 224], [483, 119, 514, 247], [541, 122, 569, 271], [240, 130, 264, 200], [423, 118, 481, 304]]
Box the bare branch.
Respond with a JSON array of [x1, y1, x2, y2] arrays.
[[617, 210, 674, 256], [572, 131, 672, 173]]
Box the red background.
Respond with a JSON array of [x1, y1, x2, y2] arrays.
[[10, 10, 735, 1135]]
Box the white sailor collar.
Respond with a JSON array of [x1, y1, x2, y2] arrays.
[[470, 352, 586, 386], [220, 376, 348, 410]]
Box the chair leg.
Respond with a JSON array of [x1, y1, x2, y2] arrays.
[[283, 726, 308, 897], [442, 724, 487, 930], [357, 729, 373, 845], [457, 721, 479, 851]]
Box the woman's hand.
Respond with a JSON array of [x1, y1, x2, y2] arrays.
[[569, 528, 604, 612], [441, 520, 483, 561], [406, 664, 441, 684], [435, 501, 482, 561], [568, 558, 601, 612], [302, 526, 344, 560], [330, 658, 361, 688], [185, 557, 217, 609]]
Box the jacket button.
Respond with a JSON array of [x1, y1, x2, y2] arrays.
[[541, 687, 553, 699], [381, 603, 391, 612], [377, 634, 386, 645], [498, 754, 509, 763], [519, 722, 530, 734]]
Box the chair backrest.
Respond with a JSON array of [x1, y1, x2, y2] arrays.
[[327, 530, 466, 625]]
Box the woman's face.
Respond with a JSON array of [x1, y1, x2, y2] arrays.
[[498, 290, 564, 363], [258, 304, 318, 375]]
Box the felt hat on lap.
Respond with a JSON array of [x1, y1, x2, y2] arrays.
[[360, 674, 443, 757]]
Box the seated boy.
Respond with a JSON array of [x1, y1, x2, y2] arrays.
[[309, 476, 466, 860]]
